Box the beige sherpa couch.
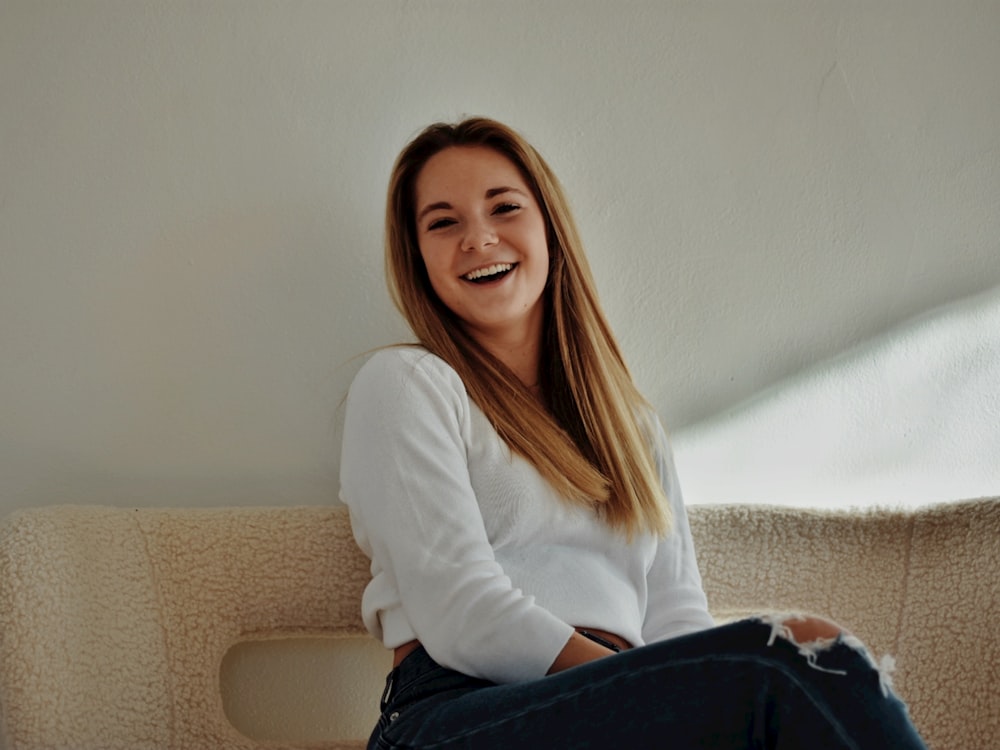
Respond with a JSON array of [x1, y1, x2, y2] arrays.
[[0, 500, 997, 750]]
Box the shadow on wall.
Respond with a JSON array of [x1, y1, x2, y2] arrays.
[[673, 284, 1000, 509]]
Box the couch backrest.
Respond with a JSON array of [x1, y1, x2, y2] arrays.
[[0, 506, 374, 750], [690, 499, 1000, 750], [0, 500, 997, 750]]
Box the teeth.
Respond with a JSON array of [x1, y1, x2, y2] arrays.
[[464, 263, 513, 281]]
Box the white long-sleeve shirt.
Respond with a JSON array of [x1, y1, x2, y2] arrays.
[[339, 347, 714, 684]]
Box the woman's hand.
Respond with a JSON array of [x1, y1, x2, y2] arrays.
[[546, 632, 618, 675]]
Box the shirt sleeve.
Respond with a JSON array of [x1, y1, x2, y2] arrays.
[[339, 349, 575, 683], [641, 416, 717, 643]]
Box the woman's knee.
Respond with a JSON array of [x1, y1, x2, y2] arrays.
[[785, 615, 845, 643]]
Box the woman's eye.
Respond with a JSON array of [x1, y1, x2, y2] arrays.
[[427, 218, 456, 231], [493, 203, 520, 215]]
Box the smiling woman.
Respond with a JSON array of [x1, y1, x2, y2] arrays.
[[339, 117, 929, 749], [413, 146, 550, 378]]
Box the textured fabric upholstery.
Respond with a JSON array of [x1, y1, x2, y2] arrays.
[[0, 499, 996, 749]]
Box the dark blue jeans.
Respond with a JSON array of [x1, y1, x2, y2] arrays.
[[370, 618, 927, 749]]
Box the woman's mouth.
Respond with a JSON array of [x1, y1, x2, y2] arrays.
[[462, 263, 517, 284]]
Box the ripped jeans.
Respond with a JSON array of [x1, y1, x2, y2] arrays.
[[369, 618, 928, 749]]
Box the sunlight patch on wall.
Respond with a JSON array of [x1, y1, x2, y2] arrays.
[[674, 286, 1000, 509]]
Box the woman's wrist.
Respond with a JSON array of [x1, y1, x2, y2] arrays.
[[546, 631, 617, 675]]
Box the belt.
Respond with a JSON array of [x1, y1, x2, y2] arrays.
[[576, 627, 631, 653], [392, 627, 631, 668]]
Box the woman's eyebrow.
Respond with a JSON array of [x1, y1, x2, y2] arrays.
[[417, 187, 529, 223], [484, 186, 527, 199], [417, 201, 451, 222]]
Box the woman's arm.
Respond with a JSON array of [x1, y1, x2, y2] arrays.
[[641, 417, 716, 642], [341, 349, 576, 683]]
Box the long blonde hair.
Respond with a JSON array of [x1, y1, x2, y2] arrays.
[[385, 118, 670, 537]]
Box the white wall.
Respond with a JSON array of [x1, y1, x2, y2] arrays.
[[674, 284, 1000, 508], [2, 0, 999, 517]]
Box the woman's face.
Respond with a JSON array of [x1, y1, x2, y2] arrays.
[[413, 146, 549, 348]]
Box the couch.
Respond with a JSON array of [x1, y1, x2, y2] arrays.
[[0, 499, 996, 749]]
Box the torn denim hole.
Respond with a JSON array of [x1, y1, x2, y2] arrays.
[[842, 634, 897, 699], [756, 613, 897, 698]]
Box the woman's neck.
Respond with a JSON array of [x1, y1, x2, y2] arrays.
[[464, 323, 543, 391]]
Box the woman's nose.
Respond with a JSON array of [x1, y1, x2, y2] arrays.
[[462, 220, 498, 252]]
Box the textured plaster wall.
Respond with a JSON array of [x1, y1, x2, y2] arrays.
[[1, 3, 998, 745], [2, 1, 999, 518]]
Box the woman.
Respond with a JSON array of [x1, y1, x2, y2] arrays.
[[340, 117, 927, 749]]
